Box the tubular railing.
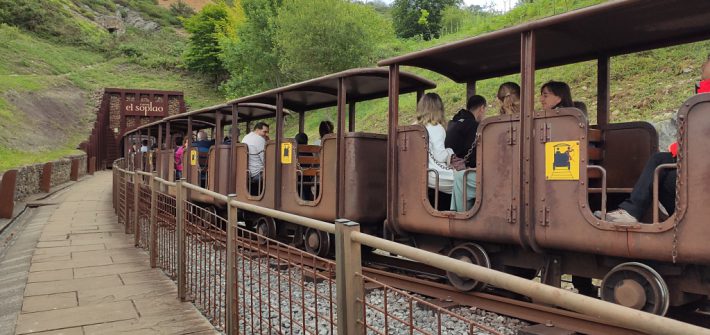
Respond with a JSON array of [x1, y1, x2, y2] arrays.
[[112, 160, 710, 335]]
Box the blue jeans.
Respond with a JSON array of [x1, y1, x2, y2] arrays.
[[450, 171, 476, 212]]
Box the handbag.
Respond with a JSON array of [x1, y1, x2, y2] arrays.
[[449, 155, 467, 171]]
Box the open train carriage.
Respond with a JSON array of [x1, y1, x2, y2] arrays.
[[379, 0, 710, 314], [229, 68, 435, 255]]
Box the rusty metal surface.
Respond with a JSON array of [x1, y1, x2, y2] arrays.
[[156, 191, 177, 279], [229, 68, 436, 111], [362, 268, 643, 335], [0, 170, 17, 219], [40, 163, 52, 193], [391, 123, 520, 245], [137, 184, 151, 250], [234, 228, 338, 335], [184, 200, 228, 331], [70, 159, 79, 181], [235, 143, 275, 208]]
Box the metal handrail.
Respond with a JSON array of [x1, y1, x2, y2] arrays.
[[118, 167, 710, 335], [652, 163, 678, 224], [588, 165, 607, 220], [427, 169, 440, 210]]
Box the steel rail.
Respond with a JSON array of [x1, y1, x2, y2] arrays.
[[352, 232, 710, 335], [237, 237, 643, 334], [137, 173, 710, 335]]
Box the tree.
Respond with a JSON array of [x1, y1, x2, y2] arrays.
[[273, 0, 393, 82], [183, 1, 244, 79], [392, 0, 461, 40], [220, 0, 283, 98]]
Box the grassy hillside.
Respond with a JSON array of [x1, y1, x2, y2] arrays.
[[0, 0, 224, 172]]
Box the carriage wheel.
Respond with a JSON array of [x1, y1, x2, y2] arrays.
[[601, 262, 670, 316], [255, 216, 276, 246], [304, 227, 331, 258], [446, 243, 490, 292]]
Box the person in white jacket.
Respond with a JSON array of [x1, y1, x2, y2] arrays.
[[416, 92, 477, 212], [416, 93, 456, 194]]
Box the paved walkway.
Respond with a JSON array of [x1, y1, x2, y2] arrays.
[[3, 171, 217, 335]]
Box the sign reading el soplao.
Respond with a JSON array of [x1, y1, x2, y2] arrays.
[[124, 99, 167, 117]]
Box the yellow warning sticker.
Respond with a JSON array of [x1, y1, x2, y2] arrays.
[[281, 142, 292, 164], [190, 149, 197, 166], [545, 141, 579, 180]]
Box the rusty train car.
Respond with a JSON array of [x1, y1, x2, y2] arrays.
[[120, 0, 710, 316]]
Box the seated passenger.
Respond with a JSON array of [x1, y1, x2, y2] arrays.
[[174, 137, 185, 180], [602, 58, 710, 223], [497, 82, 521, 115], [140, 140, 149, 153], [242, 122, 270, 193], [192, 130, 215, 188], [295, 132, 308, 145], [416, 93, 476, 212], [446, 95, 486, 168], [540, 81, 574, 112], [313, 121, 333, 146]]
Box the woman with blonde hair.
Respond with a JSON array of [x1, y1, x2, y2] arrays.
[[497, 82, 521, 115], [417, 93, 455, 195], [416, 93, 476, 211]]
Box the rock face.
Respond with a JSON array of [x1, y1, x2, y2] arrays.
[[120, 6, 160, 32], [96, 15, 126, 35], [653, 114, 678, 152]]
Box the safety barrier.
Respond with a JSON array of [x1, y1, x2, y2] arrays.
[[112, 159, 710, 335]]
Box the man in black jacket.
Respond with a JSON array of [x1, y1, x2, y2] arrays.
[[445, 95, 487, 168]]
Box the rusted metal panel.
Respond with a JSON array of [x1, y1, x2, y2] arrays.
[[393, 122, 521, 245], [0, 170, 17, 219], [234, 143, 276, 209], [40, 163, 52, 192], [70, 159, 79, 181]]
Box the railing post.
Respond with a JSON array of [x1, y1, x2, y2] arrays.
[[70, 158, 79, 181], [176, 179, 187, 301], [133, 171, 141, 246], [0, 170, 17, 219], [149, 171, 158, 268], [40, 163, 52, 193], [226, 194, 237, 335], [335, 218, 363, 335], [124, 173, 130, 233]]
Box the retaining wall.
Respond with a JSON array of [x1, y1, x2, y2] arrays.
[[2, 153, 88, 201]]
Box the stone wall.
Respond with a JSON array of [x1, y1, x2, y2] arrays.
[[3, 153, 88, 201]]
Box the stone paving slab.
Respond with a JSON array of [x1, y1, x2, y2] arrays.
[[9, 172, 217, 334]]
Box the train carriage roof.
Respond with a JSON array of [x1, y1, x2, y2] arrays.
[[123, 103, 283, 136], [228, 68, 436, 111], [378, 0, 710, 82]]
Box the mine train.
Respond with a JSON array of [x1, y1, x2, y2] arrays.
[[119, 0, 710, 316]]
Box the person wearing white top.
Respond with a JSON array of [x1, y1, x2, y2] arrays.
[[241, 122, 270, 181], [416, 93, 476, 212]]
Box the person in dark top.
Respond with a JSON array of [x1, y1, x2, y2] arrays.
[[295, 132, 308, 145], [445, 95, 486, 168]]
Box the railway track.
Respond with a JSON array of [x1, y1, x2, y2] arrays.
[[235, 236, 649, 335]]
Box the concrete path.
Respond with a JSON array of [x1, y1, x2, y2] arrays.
[[4, 171, 217, 335]]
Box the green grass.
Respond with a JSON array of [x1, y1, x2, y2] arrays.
[[0, 147, 84, 173]]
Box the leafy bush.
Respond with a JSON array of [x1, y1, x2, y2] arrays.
[[274, 0, 394, 82], [220, 0, 282, 98], [183, 1, 244, 79], [392, 0, 460, 40]]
